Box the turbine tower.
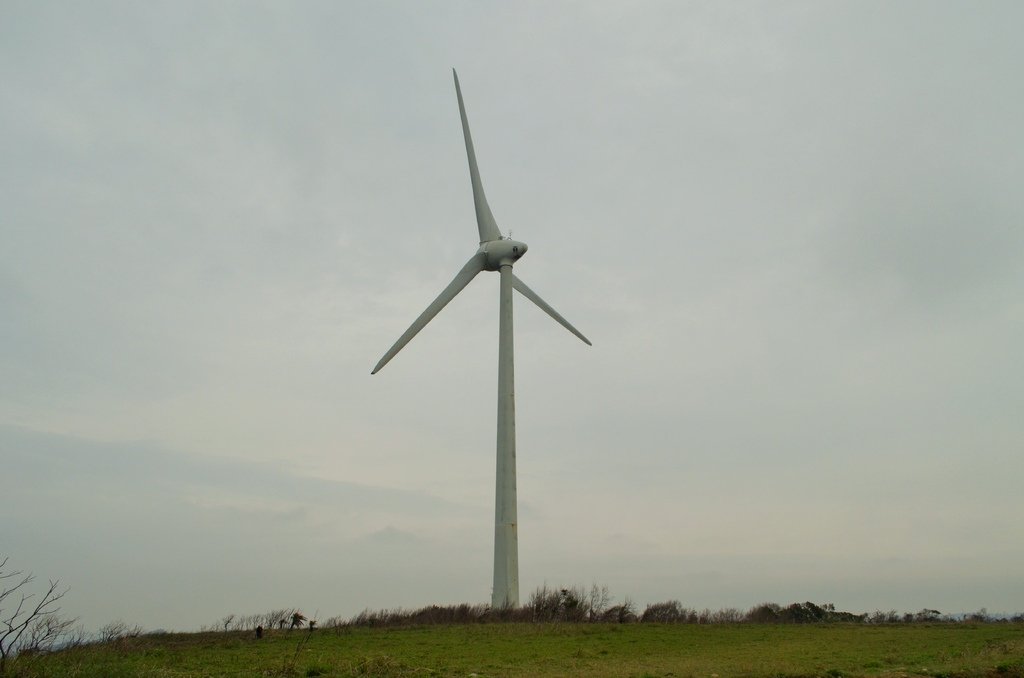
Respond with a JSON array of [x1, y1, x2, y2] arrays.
[[372, 70, 591, 608]]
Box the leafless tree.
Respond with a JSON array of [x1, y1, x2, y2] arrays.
[[0, 556, 75, 673], [585, 584, 612, 621]]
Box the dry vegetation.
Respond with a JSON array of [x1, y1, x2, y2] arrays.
[[4, 558, 1023, 678]]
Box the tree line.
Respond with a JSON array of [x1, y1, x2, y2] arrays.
[[210, 585, 1022, 632]]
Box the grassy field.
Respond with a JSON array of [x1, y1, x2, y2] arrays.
[[10, 623, 1024, 678]]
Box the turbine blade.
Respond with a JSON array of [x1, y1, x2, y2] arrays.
[[453, 69, 503, 244], [511, 274, 592, 346], [372, 252, 487, 374]]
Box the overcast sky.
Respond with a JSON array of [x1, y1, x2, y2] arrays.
[[2, 1, 1022, 632]]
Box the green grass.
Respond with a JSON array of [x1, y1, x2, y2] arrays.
[[10, 623, 1024, 678]]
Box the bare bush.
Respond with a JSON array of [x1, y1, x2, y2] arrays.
[[408, 604, 489, 625], [586, 585, 612, 621], [528, 585, 562, 622], [906, 609, 944, 623], [777, 601, 828, 623], [867, 609, 901, 624], [599, 598, 637, 623], [554, 586, 589, 622], [746, 602, 782, 623], [0, 556, 76, 673], [350, 607, 401, 628], [964, 608, 990, 623], [97, 620, 143, 643], [239, 613, 263, 631], [97, 620, 127, 643], [528, 585, 588, 622], [526, 584, 632, 623], [321, 615, 347, 629], [641, 600, 689, 623], [712, 607, 745, 623], [341, 601, 531, 628]]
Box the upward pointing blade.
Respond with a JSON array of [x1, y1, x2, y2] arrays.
[[511, 274, 592, 346], [372, 252, 487, 374], [454, 69, 503, 244]]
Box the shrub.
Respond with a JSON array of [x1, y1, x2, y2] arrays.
[[641, 600, 689, 623]]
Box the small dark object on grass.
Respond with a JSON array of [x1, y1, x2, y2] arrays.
[[255, 625, 263, 639]]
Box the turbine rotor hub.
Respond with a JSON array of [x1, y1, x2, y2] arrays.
[[481, 238, 528, 270]]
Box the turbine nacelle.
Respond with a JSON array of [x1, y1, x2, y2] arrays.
[[480, 238, 528, 270]]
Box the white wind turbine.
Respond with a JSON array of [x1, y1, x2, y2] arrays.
[[372, 70, 591, 608]]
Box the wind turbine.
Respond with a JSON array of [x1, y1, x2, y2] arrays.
[[372, 70, 591, 608]]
